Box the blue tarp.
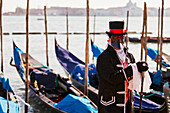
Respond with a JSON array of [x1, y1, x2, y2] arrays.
[[134, 93, 161, 111], [0, 76, 13, 92], [14, 47, 25, 80], [152, 70, 163, 86], [33, 69, 56, 89], [55, 42, 99, 88], [147, 47, 170, 67], [91, 42, 104, 58], [53, 94, 97, 113], [71, 64, 99, 88], [0, 97, 19, 113], [55, 42, 85, 74]]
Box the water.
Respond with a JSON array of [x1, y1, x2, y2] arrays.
[[1, 16, 170, 113]]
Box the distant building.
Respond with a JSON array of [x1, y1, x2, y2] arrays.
[[123, 0, 142, 16], [3, 0, 170, 16]]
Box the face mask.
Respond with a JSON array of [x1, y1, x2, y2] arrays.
[[111, 35, 124, 43], [110, 36, 124, 49]]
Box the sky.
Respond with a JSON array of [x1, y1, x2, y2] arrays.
[[3, 0, 169, 13]]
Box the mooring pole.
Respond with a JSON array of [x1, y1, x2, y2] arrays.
[[84, 0, 89, 96], [0, 0, 3, 73], [93, 14, 96, 42], [0, 1, 10, 113], [126, 10, 129, 48], [144, 4, 147, 62], [139, 2, 147, 113], [160, 0, 164, 71], [44, 6, 49, 67], [25, 0, 29, 112], [157, 7, 160, 71], [66, 7, 69, 50]]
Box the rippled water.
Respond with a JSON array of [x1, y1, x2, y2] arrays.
[[1, 16, 170, 112]]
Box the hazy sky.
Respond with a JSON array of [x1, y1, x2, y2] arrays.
[[3, 0, 168, 13]]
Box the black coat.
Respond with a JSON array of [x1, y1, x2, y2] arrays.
[[96, 45, 135, 113]]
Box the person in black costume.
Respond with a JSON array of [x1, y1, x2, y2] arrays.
[[97, 21, 149, 113]]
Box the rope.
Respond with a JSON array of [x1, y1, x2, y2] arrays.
[[32, 63, 48, 69], [32, 63, 43, 66], [143, 92, 157, 98], [13, 95, 30, 107], [39, 66, 48, 69], [135, 91, 161, 98]]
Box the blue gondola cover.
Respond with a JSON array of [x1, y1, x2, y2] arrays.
[[0, 77, 13, 93], [91, 42, 104, 58], [33, 69, 56, 89], [71, 64, 99, 88], [14, 47, 25, 80], [147, 47, 170, 67], [0, 97, 19, 113], [55, 43, 85, 74], [53, 94, 97, 113], [152, 70, 163, 86]]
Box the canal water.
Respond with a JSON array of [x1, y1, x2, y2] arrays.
[[1, 16, 170, 112]]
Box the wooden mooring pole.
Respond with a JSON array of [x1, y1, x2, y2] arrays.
[[0, 1, 10, 113], [144, 4, 147, 62], [44, 6, 49, 67], [84, 0, 89, 96], [0, 0, 3, 73], [160, 0, 164, 71], [139, 2, 147, 113], [126, 10, 129, 48], [93, 14, 96, 42], [157, 7, 160, 71], [66, 7, 69, 50], [25, 0, 29, 112]]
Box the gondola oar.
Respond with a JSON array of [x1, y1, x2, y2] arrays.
[[25, 0, 29, 112]]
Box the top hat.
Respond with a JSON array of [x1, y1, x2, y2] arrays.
[[106, 21, 127, 37]]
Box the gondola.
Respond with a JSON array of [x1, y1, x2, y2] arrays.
[[55, 39, 168, 113], [128, 37, 170, 43], [55, 39, 98, 105], [11, 41, 97, 113], [0, 74, 19, 113]]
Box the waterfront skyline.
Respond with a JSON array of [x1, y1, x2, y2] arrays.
[[3, 0, 169, 13]]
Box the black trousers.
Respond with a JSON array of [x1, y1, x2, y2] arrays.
[[126, 100, 131, 113]]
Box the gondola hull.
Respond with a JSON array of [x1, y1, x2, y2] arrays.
[[12, 42, 97, 113], [29, 86, 66, 113], [128, 37, 170, 43]]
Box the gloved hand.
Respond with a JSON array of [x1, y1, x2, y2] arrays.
[[136, 61, 149, 73]]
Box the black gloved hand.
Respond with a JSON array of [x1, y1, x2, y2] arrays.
[[136, 61, 149, 73]]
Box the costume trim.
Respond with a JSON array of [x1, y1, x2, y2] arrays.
[[116, 104, 125, 107], [100, 96, 115, 106], [122, 69, 128, 81], [117, 91, 126, 94]]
